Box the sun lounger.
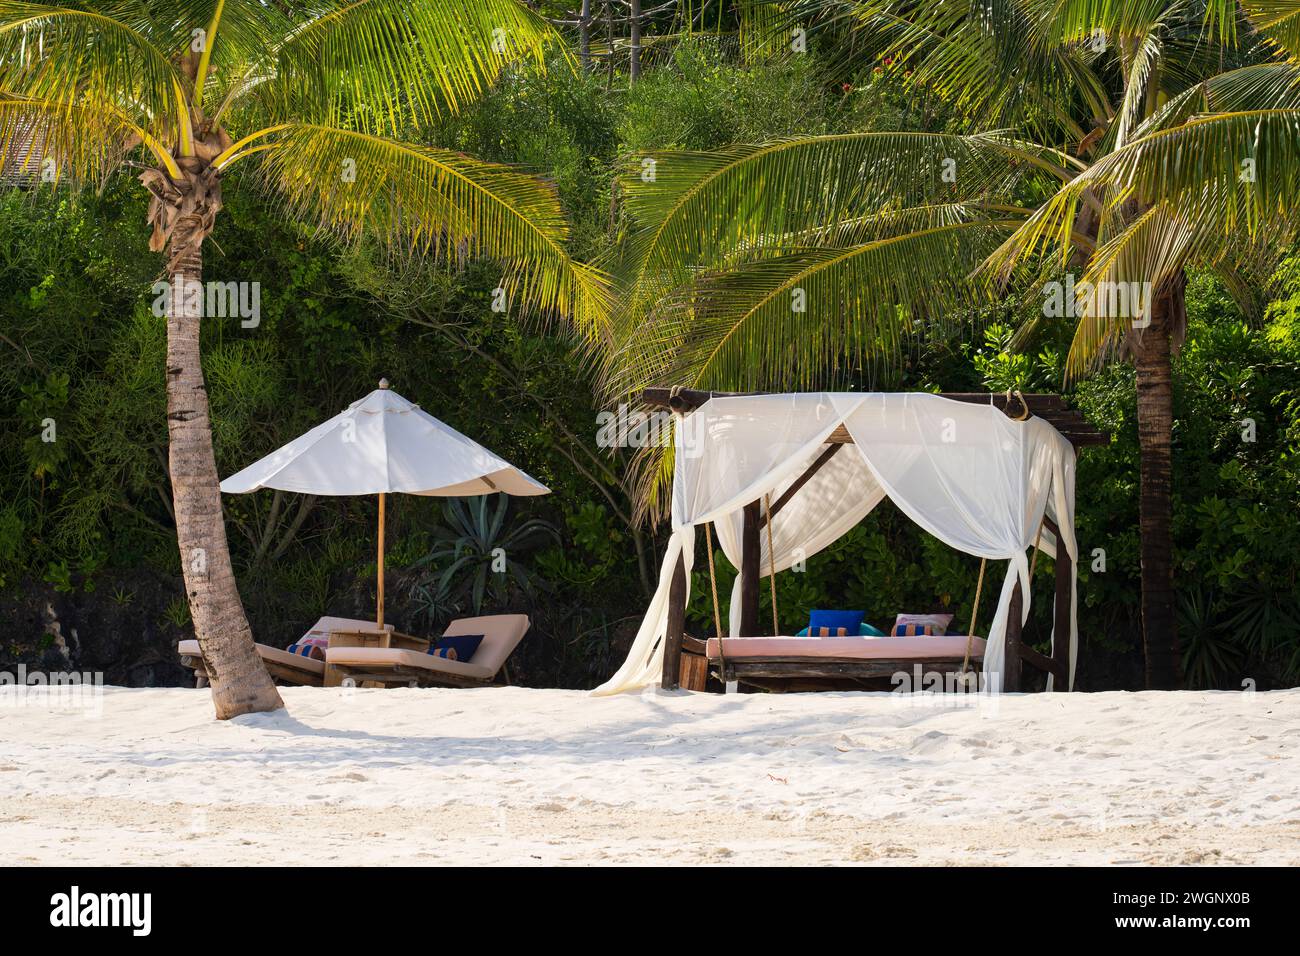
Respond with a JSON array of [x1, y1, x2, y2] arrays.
[[324, 614, 529, 688], [178, 616, 392, 688]]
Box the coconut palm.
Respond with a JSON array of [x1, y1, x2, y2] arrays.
[[605, 0, 1300, 689], [0, 0, 609, 717]]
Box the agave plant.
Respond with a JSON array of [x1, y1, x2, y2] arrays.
[[606, 0, 1300, 688], [0, 0, 610, 717], [409, 494, 559, 623]]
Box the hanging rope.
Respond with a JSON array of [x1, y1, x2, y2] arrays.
[[764, 493, 779, 636], [960, 516, 1046, 676], [1028, 516, 1046, 579], [704, 522, 724, 674], [961, 558, 988, 674]]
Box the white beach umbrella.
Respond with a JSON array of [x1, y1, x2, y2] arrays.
[[221, 380, 549, 627]]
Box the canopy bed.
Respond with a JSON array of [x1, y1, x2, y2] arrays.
[[593, 390, 1107, 696]]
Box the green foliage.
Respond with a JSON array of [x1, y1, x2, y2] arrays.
[[409, 495, 559, 623], [161, 597, 191, 630], [0, 27, 1297, 693]]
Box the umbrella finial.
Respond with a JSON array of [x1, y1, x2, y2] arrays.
[[378, 378, 389, 390]]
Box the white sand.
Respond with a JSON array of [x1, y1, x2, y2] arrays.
[[1, 684, 1297, 865]]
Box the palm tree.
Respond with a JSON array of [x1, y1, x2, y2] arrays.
[[605, 0, 1300, 689], [0, 0, 608, 717]]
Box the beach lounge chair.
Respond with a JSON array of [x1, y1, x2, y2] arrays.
[[324, 613, 529, 688], [178, 616, 391, 688]]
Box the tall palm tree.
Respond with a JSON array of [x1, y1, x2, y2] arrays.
[[605, 0, 1300, 689], [0, 0, 609, 717]]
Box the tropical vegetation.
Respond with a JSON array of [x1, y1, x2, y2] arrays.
[[1, 2, 1298, 703]]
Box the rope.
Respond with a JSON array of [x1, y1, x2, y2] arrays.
[[1028, 517, 1045, 579], [704, 522, 724, 677], [961, 557, 988, 675], [960, 517, 1044, 677], [1004, 388, 1031, 421]]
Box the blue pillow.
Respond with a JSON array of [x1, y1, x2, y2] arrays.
[[428, 634, 484, 662], [808, 609, 865, 634]]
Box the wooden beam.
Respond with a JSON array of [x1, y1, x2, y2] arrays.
[[717, 657, 974, 682], [1017, 641, 1066, 683], [660, 550, 687, 689], [768, 443, 843, 521], [738, 501, 761, 638], [1004, 577, 1023, 692], [1053, 529, 1073, 691]]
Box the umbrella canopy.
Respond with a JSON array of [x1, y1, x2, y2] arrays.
[[221, 381, 549, 629], [221, 382, 549, 498]]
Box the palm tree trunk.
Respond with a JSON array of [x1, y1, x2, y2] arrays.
[[629, 0, 642, 82], [166, 221, 284, 718], [579, 0, 592, 70], [1133, 275, 1184, 689]]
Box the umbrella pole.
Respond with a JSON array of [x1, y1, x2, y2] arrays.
[[377, 492, 386, 628]]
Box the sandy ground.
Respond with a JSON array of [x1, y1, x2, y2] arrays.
[[1, 684, 1297, 865]]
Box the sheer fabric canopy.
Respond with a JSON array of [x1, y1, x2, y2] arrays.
[[593, 393, 1077, 696]]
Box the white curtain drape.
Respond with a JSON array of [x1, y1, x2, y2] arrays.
[[716, 446, 887, 637], [591, 393, 1078, 696]]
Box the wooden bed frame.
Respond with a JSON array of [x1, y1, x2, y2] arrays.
[[644, 388, 1103, 694], [677, 637, 981, 693]]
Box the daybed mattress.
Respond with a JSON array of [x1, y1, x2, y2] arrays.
[[703, 635, 985, 660]]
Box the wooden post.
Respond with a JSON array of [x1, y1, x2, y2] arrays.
[[1052, 542, 1073, 690], [660, 551, 687, 689], [376, 491, 386, 628], [1004, 577, 1023, 692], [739, 500, 761, 637]]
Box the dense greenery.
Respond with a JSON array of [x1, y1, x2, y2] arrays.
[[2, 29, 1297, 689]]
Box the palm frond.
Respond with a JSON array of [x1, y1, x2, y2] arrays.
[[1045, 0, 1185, 46], [608, 217, 1016, 397], [1242, 0, 1300, 59], [619, 131, 1057, 309], [0, 92, 160, 182], [271, 0, 560, 135], [0, 1, 192, 151], [1135, 62, 1300, 136], [243, 123, 610, 339], [794, 0, 1099, 138], [983, 109, 1300, 281], [153, 0, 289, 112]]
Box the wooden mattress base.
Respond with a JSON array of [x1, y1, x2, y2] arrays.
[[180, 653, 324, 689], [708, 655, 982, 693], [323, 662, 497, 689]]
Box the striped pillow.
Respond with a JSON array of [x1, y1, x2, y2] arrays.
[[891, 623, 938, 637], [286, 640, 326, 660], [428, 634, 484, 662]]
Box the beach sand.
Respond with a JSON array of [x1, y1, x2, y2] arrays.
[[2, 685, 1297, 865]]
